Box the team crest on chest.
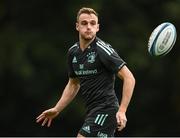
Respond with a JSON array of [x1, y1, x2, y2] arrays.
[[87, 52, 96, 63]]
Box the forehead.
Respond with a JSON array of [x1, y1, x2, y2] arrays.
[[78, 13, 98, 22]]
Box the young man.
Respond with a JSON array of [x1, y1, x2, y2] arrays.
[[36, 7, 135, 137]]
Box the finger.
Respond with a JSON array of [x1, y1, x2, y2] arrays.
[[36, 113, 45, 120], [116, 114, 120, 124], [117, 124, 124, 131], [117, 121, 126, 131], [47, 119, 52, 127], [118, 126, 124, 131], [42, 118, 48, 126], [36, 115, 45, 123]]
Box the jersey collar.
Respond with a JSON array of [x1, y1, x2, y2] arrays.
[[77, 36, 98, 52]]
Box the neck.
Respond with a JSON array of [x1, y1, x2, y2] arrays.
[[79, 36, 95, 51]]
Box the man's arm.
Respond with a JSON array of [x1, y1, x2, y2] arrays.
[[116, 65, 135, 131], [36, 77, 80, 127], [54, 77, 80, 112]]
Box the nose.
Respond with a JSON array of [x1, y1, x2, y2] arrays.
[[87, 23, 91, 29]]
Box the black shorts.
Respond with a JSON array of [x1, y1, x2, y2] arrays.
[[79, 107, 118, 137]]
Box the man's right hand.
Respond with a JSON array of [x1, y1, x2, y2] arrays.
[[36, 107, 59, 127]]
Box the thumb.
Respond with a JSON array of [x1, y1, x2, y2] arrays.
[[116, 113, 120, 123]]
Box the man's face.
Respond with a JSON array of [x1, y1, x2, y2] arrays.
[[76, 13, 99, 40]]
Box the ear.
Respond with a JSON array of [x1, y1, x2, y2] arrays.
[[97, 23, 100, 32], [76, 22, 79, 31]]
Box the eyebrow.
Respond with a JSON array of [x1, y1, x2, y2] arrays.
[[80, 19, 97, 22]]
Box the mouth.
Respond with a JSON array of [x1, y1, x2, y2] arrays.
[[85, 31, 92, 34]]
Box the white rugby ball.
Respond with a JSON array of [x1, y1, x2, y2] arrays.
[[148, 22, 177, 56]]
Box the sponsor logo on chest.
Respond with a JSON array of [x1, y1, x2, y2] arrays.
[[72, 52, 98, 76]]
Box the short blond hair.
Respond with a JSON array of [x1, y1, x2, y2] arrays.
[[77, 7, 98, 22]]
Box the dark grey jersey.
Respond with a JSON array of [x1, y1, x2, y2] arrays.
[[67, 37, 126, 114]]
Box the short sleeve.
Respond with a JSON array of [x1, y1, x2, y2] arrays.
[[97, 41, 126, 73], [67, 49, 77, 78]]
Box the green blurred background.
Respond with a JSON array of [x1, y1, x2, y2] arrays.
[[0, 0, 180, 136]]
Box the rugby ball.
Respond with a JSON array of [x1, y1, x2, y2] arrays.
[[148, 22, 177, 56]]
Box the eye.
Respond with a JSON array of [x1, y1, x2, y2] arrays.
[[81, 21, 88, 25], [90, 20, 96, 25]]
